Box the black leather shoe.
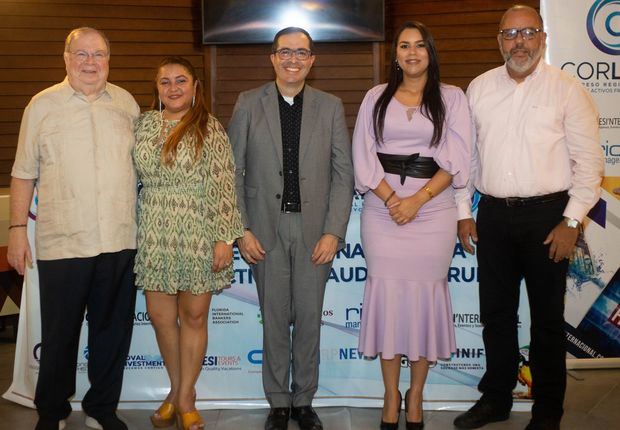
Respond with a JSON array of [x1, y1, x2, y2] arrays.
[[404, 389, 424, 429], [265, 407, 290, 430], [291, 406, 323, 430], [453, 400, 510, 429], [380, 391, 401, 430], [524, 417, 561, 430]]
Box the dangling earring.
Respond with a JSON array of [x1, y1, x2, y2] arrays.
[[159, 98, 162, 113], [192, 94, 195, 107], [395, 59, 401, 70]]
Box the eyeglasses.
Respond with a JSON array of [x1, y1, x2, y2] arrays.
[[273, 48, 313, 60], [498, 27, 542, 40], [69, 50, 109, 63]]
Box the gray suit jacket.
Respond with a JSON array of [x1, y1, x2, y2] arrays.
[[228, 82, 354, 252]]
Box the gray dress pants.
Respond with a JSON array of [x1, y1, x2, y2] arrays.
[[252, 213, 332, 407]]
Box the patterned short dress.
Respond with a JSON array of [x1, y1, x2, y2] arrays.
[[133, 110, 244, 294]]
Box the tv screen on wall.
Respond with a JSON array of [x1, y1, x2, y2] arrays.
[[202, 0, 384, 44]]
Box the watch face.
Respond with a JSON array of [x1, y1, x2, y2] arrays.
[[566, 218, 579, 228]]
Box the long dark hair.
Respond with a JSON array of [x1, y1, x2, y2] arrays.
[[372, 21, 445, 147], [152, 56, 210, 166]]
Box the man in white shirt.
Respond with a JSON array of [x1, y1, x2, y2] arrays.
[[453, 5, 604, 430], [8, 27, 139, 430]]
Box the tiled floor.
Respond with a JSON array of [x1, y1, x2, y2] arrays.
[[1, 341, 619, 429]]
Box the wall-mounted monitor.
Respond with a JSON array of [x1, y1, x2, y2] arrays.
[[202, 0, 385, 44]]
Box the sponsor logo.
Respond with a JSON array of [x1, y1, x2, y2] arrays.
[[454, 348, 485, 359], [125, 353, 165, 369], [587, 0, 620, 55], [453, 313, 482, 329], [202, 354, 242, 371], [599, 118, 620, 129], [344, 303, 362, 329], [211, 307, 244, 325], [602, 142, 620, 165], [247, 349, 263, 364]]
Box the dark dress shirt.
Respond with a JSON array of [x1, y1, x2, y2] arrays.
[[278, 89, 304, 211]]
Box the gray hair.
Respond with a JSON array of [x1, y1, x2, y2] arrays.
[[64, 27, 110, 54]]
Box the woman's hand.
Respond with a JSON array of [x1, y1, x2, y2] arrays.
[[389, 194, 423, 225], [212, 241, 233, 272]]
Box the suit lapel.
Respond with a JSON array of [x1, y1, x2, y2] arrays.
[[261, 83, 283, 166], [299, 85, 318, 164]]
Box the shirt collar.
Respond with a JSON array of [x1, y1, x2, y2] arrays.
[[60, 76, 112, 102], [276, 84, 305, 103]]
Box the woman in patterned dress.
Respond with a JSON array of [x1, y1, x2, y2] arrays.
[[133, 57, 243, 430], [352, 22, 471, 429]]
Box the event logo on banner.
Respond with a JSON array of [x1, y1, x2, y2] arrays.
[[542, 0, 620, 360], [587, 0, 620, 55]]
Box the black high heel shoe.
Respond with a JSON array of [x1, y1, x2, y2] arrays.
[[405, 389, 425, 429], [380, 390, 402, 430]]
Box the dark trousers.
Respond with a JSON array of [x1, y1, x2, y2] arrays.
[[34, 249, 136, 421], [476, 196, 568, 420]]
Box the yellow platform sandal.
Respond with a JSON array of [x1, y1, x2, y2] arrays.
[[150, 402, 176, 428], [176, 410, 204, 430]]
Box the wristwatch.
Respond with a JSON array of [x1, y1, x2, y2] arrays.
[[565, 217, 580, 229]]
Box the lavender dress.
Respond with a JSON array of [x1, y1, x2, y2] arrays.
[[352, 83, 471, 361]]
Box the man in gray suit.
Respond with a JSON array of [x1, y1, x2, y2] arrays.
[[228, 27, 354, 430]]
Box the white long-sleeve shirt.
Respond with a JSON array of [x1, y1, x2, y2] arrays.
[[455, 60, 604, 222]]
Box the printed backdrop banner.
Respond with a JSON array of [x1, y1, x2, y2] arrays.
[[3, 191, 536, 411], [541, 0, 620, 361]]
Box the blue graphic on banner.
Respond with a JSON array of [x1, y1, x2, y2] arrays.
[[587, 0, 620, 55], [570, 267, 620, 356]]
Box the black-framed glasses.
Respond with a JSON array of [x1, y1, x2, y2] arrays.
[[499, 27, 542, 40], [273, 48, 313, 60]]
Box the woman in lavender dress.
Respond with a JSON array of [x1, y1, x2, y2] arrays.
[[352, 21, 472, 429]]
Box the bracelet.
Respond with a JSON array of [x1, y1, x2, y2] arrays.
[[422, 186, 434, 199], [8, 224, 27, 230], [384, 190, 396, 207]]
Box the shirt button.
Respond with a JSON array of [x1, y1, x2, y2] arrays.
[[279, 171, 282, 176], [276, 193, 281, 199]]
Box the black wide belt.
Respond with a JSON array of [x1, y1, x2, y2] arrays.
[[480, 190, 568, 208], [377, 152, 439, 184], [282, 202, 301, 213]]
